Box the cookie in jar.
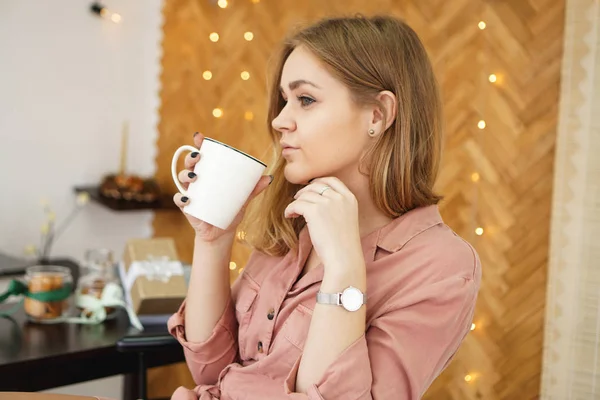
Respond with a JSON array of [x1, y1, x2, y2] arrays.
[[77, 248, 119, 318], [24, 265, 73, 322]]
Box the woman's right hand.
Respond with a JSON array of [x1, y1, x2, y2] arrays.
[[173, 132, 273, 243]]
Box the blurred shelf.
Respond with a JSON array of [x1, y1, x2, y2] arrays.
[[74, 186, 178, 212]]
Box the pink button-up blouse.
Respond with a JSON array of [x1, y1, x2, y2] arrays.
[[168, 205, 481, 399]]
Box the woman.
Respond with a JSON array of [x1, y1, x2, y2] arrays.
[[169, 15, 481, 400]]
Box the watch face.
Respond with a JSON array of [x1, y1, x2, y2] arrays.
[[341, 287, 363, 312]]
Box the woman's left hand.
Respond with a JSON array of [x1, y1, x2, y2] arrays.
[[284, 177, 362, 270]]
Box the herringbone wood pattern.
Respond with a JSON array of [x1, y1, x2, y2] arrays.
[[150, 1, 564, 399]]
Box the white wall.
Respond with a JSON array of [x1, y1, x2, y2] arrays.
[[0, 1, 164, 398], [0, 1, 163, 261]]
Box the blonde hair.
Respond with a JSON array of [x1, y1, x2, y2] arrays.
[[241, 15, 443, 257]]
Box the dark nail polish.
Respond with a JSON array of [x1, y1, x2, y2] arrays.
[[193, 132, 199, 137], [191, 152, 199, 158], [269, 175, 274, 185], [188, 172, 196, 179], [181, 196, 189, 203]]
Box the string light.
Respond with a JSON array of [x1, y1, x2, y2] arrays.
[[213, 108, 223, 118], [229, 261, 237, 270], [462, 9, 490, 388], [217, 0, 228, 8], [241, 71, 250, 80], [244, 111, 254, 121], [244, 32, 254, 41], [203, 71, 213, 80], [209, 32, 220, 42], [90, 2, 122, 23]]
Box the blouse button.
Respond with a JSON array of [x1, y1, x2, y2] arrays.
[[267, 308, 275, 320], [257, 341, 264, 353]]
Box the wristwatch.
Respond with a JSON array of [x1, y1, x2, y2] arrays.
[[316, 286, 366, 312]]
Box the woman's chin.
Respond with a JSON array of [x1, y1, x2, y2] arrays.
[[283, 165, 314, 185]]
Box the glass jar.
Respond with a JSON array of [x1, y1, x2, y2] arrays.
[[24, 265, 73, 322], [77, 248, 119, 318]]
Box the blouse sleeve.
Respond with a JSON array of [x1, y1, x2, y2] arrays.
[[168, 296, 238, 386], [284, 274, 479, 399]]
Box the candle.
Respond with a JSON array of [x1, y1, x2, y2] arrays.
[[119, 121, 129, 176]]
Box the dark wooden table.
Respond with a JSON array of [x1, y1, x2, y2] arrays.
[[0, 307, 184, 399]]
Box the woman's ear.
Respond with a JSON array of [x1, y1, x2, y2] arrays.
[[370, 90, 397, 135]]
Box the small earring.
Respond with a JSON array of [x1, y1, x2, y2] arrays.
[[368, 129, 376, 137]]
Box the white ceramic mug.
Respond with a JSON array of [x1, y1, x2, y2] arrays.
[[171, 137, 267, 230]]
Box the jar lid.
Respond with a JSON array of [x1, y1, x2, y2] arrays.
[[26, 265, 72, 277]]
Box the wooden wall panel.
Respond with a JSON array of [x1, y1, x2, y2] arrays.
[[151, 0, 564, 398]]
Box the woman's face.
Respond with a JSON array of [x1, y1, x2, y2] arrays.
[[272, 46, 373, 185]]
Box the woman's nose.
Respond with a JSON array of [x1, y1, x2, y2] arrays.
[[272, 108, 296, 133]]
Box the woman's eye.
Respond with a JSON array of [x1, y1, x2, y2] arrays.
[[298, 96, 315, 107]]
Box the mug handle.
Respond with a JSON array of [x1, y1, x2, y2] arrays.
[[171, 145, 199, 197]]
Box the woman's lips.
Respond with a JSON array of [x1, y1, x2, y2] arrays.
[[282, 147, 298, 156]]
